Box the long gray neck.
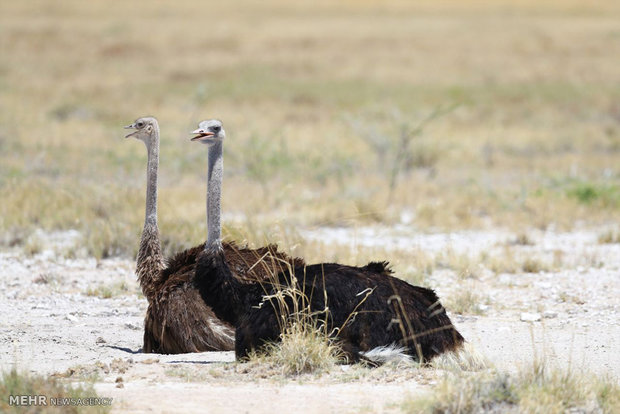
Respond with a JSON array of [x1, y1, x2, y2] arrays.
[[206, 141, 223, 251], [145, 130, 159, 227], [136, 124, 164, 299]]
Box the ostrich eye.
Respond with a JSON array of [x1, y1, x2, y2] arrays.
[[212, 126, 221, 133], [137, 121, 145, 128]]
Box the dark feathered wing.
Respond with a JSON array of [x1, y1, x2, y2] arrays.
[[143, 241, 303, 354], [144, 271, 235, 353], [222, 242, 305, 282], [235, 262, 464, 362]]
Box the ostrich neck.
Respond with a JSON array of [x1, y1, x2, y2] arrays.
[[145, 133, 159, 227], [136, 129, 164, 299], [197, 138, 256, 325], [206, 141, 223, 251]]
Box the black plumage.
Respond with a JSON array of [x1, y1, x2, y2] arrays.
[[196, 250, 464, 362], [191, 118, 463, 363]]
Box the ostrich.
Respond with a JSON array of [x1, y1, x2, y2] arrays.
[[192, 119, 464, 363], [125, 117, 303, 354]]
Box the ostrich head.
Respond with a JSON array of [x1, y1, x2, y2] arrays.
[[124, 117, 158, 147], [190, 119, 225, 145]]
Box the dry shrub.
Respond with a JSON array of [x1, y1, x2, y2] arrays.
[[598, 229, 620, 244], [246, 260, 344, 376], [446, 290, 487, 315], [402, 359, 620, 414], [257, 318, 343, 376], [520, 257, 551, 274]]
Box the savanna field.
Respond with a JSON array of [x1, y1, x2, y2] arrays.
[[1, 1, 619, 413]]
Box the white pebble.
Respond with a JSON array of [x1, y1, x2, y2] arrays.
[[520, 312, 541, 322]]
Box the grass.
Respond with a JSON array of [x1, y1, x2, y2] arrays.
[[248, 318, 344, 376], [598, 228, 620, 244], [1, 0, 620, 258], [85, 281, 132, 299], [520, 257, 551, 274], [436, 251, 481, 280], [0, 368, 110, 414], [402, 360, 620, 414], [482, 246, 556, 275], [485, 247, 521, 274], [567, 181, 620, 207], [244, 259, 345, 375], [445, 290, 488, 315], [512, 232, 534, 246]]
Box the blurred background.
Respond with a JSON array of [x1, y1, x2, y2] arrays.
[[1, 0, 619, 260]]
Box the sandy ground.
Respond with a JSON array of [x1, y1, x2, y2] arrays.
[[1, 227, 618, 413]]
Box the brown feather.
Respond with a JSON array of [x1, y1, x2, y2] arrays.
[[143, 241, 303, 354]]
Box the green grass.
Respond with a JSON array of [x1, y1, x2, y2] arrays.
[[567, 181, 620, 207]]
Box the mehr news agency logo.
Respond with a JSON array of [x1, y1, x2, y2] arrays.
[[9, 395, 113, 407]]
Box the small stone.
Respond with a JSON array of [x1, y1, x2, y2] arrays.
[[65, 314, 78, 322], [520, 312, 541, 322], [115, 376, 123, 383], [96, 337, 106, 344], [543, 311, 558, 319]]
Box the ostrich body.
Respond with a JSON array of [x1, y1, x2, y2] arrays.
[[125, 117, 302, 354], [193, 119, 464, 362]]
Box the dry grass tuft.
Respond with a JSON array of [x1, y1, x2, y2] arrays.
[[402, 360, 620, 414], [252, 319, 343, 376], [598, 229, 620, 244], [512, 232, 535, 246], [245, 259, 344, 376], [436, 250, 481, 280], [23, 234, 44, 256], [484, 248, 552, 275], [85, 281, 133, 299], [445, 290, 488, 315], [520, 257, 551, 274], [0, 368, 110, 413], [485, 247, 521, 274]]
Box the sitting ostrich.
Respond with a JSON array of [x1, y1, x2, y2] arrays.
[[192, 119, 464, 362], [125, 117, 303, 354]]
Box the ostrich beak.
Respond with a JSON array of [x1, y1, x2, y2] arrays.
[[124, 124, 137, 138], [191, 129, 215, 141]]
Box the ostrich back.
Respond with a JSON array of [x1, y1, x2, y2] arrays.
[[162, 242, 304, 284], [235, 261, 464, 362]]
